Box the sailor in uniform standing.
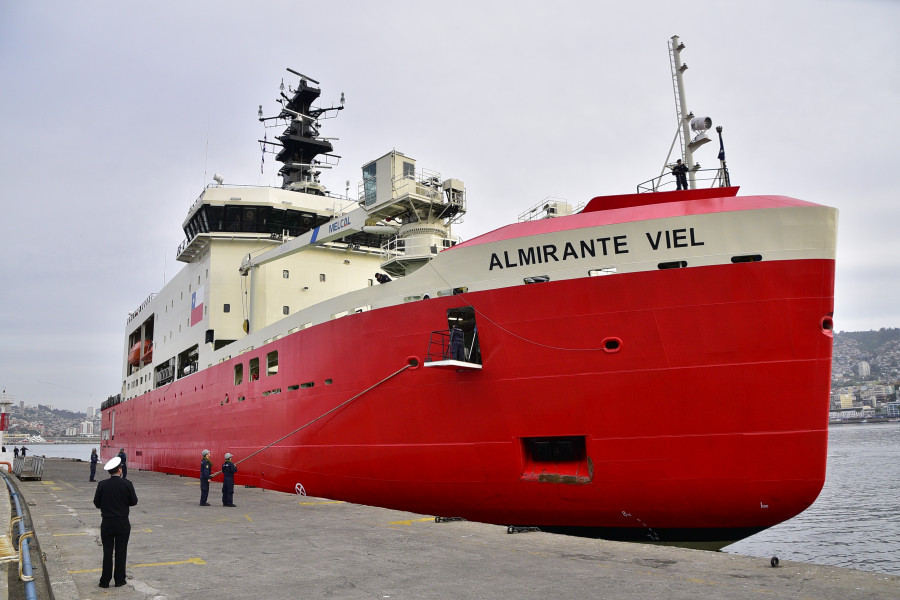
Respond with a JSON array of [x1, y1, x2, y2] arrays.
[[117, 447, 128, 478], [93, 455, 138, 588], [221, 452, 237, 507], [90, 448, 99, 482], [199, 449, 212, 506]]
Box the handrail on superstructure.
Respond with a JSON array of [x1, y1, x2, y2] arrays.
[[636, 166, 732, 194]]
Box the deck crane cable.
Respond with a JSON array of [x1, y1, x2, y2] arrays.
[[425, 261, 612, 352], [209, 362, 412, 478]]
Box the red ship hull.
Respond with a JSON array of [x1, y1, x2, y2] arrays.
[[101, 256, 833, 546]]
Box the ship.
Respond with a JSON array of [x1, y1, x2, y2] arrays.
[[101, 38, 837, 549]]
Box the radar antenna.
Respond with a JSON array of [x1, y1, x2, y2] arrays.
[[258, 69, 345, 193]]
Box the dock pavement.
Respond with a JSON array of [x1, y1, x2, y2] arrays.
[[4, 458, 898, 600]]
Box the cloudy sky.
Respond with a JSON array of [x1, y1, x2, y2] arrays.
[[1, 0, 898, 412]]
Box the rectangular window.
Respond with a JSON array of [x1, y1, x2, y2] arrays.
[[283, 270, 289, 278], [249, 357, 260, 381], [403, 161, 415, 179], [283, 306, 289, 315], [224, 304, 230, 313], [319, 273, 326, 282], [267, 351, 278, 376], [363, 162, 377, 206], [234, 363, 243, 385]]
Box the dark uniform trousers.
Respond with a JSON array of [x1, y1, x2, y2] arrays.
[[100, 517, 131, 585], [200, 478, 210, 504]]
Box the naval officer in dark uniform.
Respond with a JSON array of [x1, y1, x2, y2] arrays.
[[89, 448, 99, 481], [117, 447, 128, 478], [222, 452, 238, 507], [93, 456, 138, 588], [200, 449, 212, 506]]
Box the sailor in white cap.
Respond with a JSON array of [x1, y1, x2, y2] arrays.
[[93, 454, 138, 588], [199, 449, 213, 506], [221, 452, 238, 507]]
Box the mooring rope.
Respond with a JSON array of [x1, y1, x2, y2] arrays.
[[210, 362, 412, 477]]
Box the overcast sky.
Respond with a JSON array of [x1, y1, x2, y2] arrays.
[[2, 1, 898, 412]]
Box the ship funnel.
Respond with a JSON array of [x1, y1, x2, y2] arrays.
[[690, 116, 712, 132]]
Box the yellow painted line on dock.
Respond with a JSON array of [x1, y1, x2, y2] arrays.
[[245, 514, 252, 522], [388, 517, 434, 526], [68, 557, 206, 574], [298, 500, 344, 506]]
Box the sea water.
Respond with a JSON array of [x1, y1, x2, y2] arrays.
[[724, 421, 900, 575]]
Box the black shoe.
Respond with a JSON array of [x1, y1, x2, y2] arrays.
[[200, 503, 211, 506], [115, 581, 127, 587], [225, 504, 237, 507], [99, 582, 110, 588]]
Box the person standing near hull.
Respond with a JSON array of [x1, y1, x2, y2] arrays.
[[93, 456, 138, 588], [90, 448, 98, 482], [199, 450, 212, 506], [221, 453, 237, 507], [117, 447, 128, 479]]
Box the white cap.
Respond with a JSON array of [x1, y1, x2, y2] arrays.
[[224, 453, 233, 460], [202, 449, 210, 456], [104, 456, 122, 471]]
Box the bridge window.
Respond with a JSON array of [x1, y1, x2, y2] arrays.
[[363, 162, 377, 206]]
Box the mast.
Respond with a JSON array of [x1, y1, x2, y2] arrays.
[[669, 35, 712, 189], [260, 69, 344, 193]]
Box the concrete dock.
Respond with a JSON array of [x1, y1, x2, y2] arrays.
[[5, 459, 898, 599]]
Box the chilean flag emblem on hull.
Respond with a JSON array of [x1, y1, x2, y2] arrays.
[[191, 286, 204, 326]]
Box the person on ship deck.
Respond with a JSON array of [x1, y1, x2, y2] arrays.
[[672, 159, 689, 190]]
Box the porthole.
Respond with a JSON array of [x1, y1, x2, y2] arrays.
[[601, 337, 622, 354]]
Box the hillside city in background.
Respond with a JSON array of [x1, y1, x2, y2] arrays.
[[3, 328, 900, 442]]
